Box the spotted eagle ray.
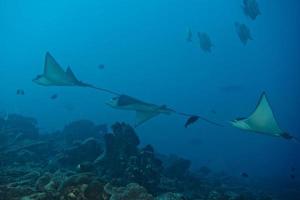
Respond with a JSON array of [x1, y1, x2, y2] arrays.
[[33, 52, 119, 95], [231, 92, 297, 141], [106, 94, 223, 127]]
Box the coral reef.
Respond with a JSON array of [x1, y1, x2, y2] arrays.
[[0, 114, 279, 200]]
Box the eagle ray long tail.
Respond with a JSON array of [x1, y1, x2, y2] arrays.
[[88, 85, 121, 96], [79, 82, 121, 96]]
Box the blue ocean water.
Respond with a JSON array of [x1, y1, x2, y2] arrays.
[[1, 0, 300, 199]]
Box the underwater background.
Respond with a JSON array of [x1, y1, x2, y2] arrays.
[[1, 0, 300, 199]]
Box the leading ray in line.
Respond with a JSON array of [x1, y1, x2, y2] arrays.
[[33, 52, 119, 95], [106, 94, 223, 128], [231, 92, 296, 141]]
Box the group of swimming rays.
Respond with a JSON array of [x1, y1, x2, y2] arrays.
[[32, 52, 298, 142]]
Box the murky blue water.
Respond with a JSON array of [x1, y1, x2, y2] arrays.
[[1, 0, 299, 199]]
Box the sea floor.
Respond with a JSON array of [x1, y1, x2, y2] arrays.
[[0, 114, 297, 200]]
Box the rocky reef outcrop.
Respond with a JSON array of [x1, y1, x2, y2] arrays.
[[95, 122, 163, 193]]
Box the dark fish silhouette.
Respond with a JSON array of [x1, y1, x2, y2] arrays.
[[241, 172, 249, 178], [16, 89, 25, 95], [235, 22, 253, 45], [98, 64, 105, 70], [77, 161, 95, 173], [51, 94, 58, 100], [197, 32, 213, 52], [291, 167, 296, 172], [185, 116, 199, 128], [290, 174, 295, 180], [186, 28, 193, 42], [242, 0, 261, 20]]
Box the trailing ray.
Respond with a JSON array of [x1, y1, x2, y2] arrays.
[[106, 95, 173, 127], [33, 52, 119, 95], [106, 94, 223, 128], [231, 92, 297, 141]]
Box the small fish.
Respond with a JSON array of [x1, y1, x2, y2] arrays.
[[291, 167, 296, 172], [197, 32, 213, 52], [235, 22, 253, 45], [242, 0, 261, 20], [241, 172, 249, 178], [77, 161, 95, 173], [186, 28, 193, 42], [51, 94, 58, 100], [98, 64, 105, 70], [290, 174, 295, 180], [185, 116, 199, 128], [16, 89, 25, 95], [211, 109, 217, 114]]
